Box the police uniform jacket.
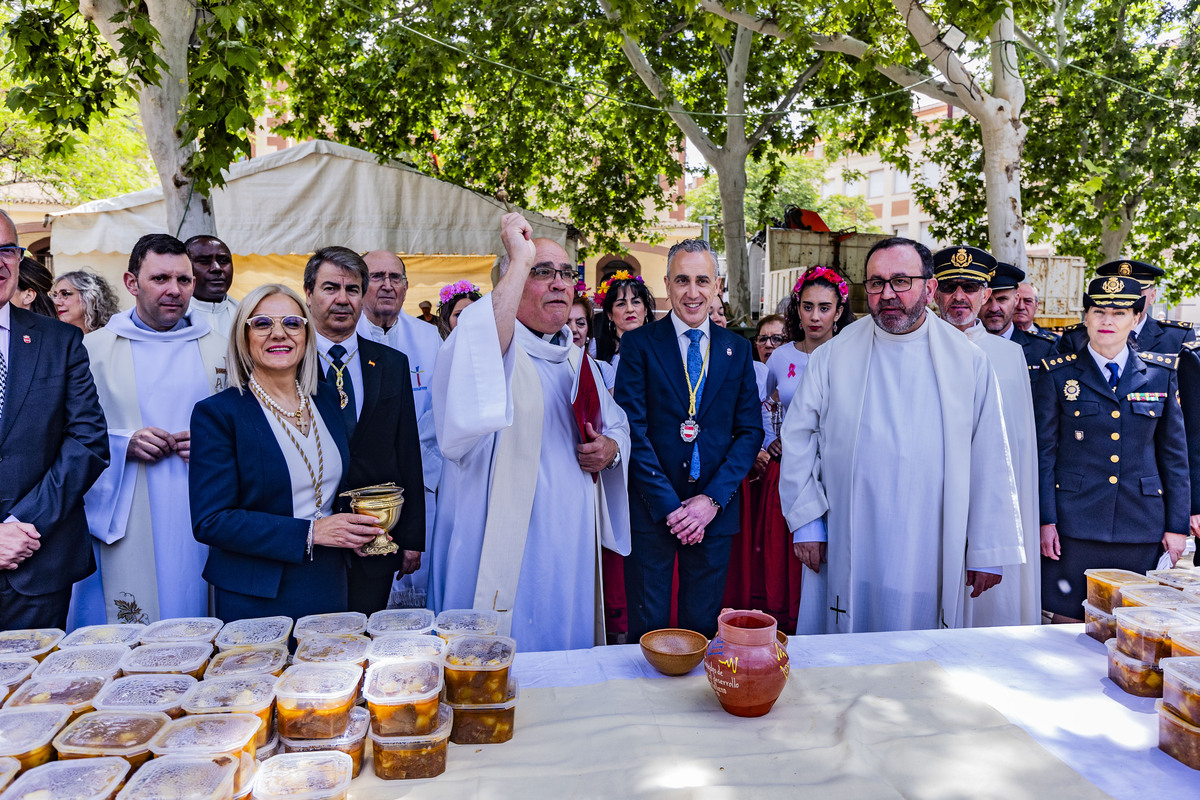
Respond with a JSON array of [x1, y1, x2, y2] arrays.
[[1035, 344, 1189, 543], [1057, 317, 1194, 355], [1012, 326, 1057, 405], [1176, 341, 1200, 516]]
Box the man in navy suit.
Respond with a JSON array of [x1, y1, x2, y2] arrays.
[[304, 247, 426, 614], [615, 240, 763, 639], [0, 209, 108, 627]]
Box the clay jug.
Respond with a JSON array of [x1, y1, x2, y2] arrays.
[[703, 609, 789, 717]]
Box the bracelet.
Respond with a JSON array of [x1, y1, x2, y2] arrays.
[[306, 521, 315, 561]]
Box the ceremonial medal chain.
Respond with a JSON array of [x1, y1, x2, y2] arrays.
[[680, 343, 710, 443], [318, 348, 358, 410], [250, 378, 325, 519]]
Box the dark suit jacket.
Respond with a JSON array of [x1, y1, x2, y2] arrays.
[[189, 383, 352, 603], [615, 315, 764, 538], [1177, 341, 1200, 515], [1058, 317, 1196, 355], [329, 336, 425, 578], [1034, 344, 1189, 542], [1011, 326, 1057, 414], [0, 306, 108, 595]]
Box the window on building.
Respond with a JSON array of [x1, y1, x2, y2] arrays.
[[868, 170, 885, 198], [919, 221, 936, 247], [922, 162, 940, 187], [845, 177, 863, 196], [893, 170, 911, 194], [892, 224, 908, 237]]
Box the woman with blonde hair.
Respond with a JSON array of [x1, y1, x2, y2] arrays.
[[188, 283, 382, 620]]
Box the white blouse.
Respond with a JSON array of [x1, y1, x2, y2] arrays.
[[256, 400, 343, 520]]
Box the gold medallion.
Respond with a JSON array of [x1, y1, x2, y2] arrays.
[[951, 248, 973, 269], [1119, 262, 1132, 276], [1102, 276, 1123, 294], [1064, 380, 1081, 401]]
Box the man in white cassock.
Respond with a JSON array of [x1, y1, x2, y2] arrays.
[[72, 234, 226, 626], [932, 246, 1038, 626], [780, 237, 1023, 634], [358, 250, 443, 608], [430, 213, 631, 652], [184, 235, 238, 337]]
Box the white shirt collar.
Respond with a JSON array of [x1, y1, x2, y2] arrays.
[[0, 301, 11, 332], [999, 323, 1015, 340], [670, 311, 711, 341], [1087, 343, 1130, 378], [314, 330, 358, 358], [1133, 314, 1149, 336]]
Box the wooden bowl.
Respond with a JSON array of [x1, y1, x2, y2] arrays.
[[640, 628, 708, 676]]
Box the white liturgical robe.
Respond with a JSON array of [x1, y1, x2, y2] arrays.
[[187, 296, 238, 339], [780, 314, 1023, 634], [962, 321, 1039, 627], [429, 296, 631, 652]]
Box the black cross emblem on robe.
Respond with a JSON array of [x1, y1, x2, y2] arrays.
[[830, 595, 847, 624]]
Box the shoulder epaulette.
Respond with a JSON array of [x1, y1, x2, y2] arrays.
[[1064, 322, 1086, 332], [1043, 353, 1078, 371], [1030, 329, 1057, 342], [1161, 318, 1192, 329], [1183, 340, 1200, 352], [1140, 351, 1178, 369]]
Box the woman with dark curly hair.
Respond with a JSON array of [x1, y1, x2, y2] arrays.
[[436, 280, 482, 340], [593, 270, 654, 369], [568, 280, 616, 390], [52, 270, 121, 333]]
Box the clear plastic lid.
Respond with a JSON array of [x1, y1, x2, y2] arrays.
[[251, 751, 353, 800], [0, 705, 73, 757], [1081, 600, 1114, 620], [0, 629, 64, 661], [1147, 569, 1200, 590], [365, 634, 446, 666], [366, 609, 434, 637], [293, 613, 367, 639], [0, 755, 17, 789], [1173, 627, 1200, 653], [444, 677, 520, 712], [444, 634, 516, 671], [255, 724, 279, 761], [1085, 568, 1147, 586], [277, 706, 369, 752], [273, 664, 362, 704], [366, 703, 453, 746], [114, 753, 238, 800], [91, 674, 197, 715], [1119, 583, 1200, 609], [1161, 656, 1200, 692], [434, 610, 499, 638], [32, 645, 128, 679], [4, 674, 111, 713], [181, 675, 275, 716], [0, 659, 38, 692], [140, 618, 224, 645], [52, 710, 170, 757], [119, 643, 212, 675], [149, 713, 262, 756], [362, 660, 442, 706], [1105, 636, 1158, 669], [205, 646, 289, 679], [58, 624, 146, 650], [1, 756, 130, 799], [293, 635, 370, 666], [214, 617, 293, 651], [1114, 606, 1196, 638]]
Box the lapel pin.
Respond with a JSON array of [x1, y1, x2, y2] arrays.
[[726, 347, 732, 356], [368, 360, 376, 367], [23, 335, 31, 343]]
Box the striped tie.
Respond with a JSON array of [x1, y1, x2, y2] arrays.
[[0, 349, 7, 422]]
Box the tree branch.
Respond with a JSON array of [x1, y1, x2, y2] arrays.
[[891, 0, 987, 112], [748, 54, 824, 147], [725, 24, 753, 151], [1014, 25, 1059, 72]]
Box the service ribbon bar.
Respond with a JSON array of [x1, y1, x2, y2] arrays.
[[1126, 392, 1168, 401]]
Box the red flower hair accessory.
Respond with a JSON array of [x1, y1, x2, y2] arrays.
[[792, 265, 849, 303]]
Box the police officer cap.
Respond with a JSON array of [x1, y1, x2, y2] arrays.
[[933, 246, 995, 284], [988, 262, 1025, 290], [1083, 275, 1146, 312], [1095, 259, 1163, 288]]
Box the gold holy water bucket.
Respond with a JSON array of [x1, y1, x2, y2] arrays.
[[340, 483, 404, 556]]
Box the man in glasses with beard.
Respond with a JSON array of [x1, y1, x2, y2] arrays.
[[779, 237, 1022, 634]]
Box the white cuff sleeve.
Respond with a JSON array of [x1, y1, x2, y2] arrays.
[[792, 517, 827, 544]]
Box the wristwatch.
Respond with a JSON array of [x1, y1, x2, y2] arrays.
[[605, 447, 622, 471], [706, 495, 722, 512]]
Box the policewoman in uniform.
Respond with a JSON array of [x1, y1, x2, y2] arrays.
[[1037, 276, 1189, 622], [1058, 259, 1194, 354]]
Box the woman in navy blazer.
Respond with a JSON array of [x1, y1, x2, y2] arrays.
[[189, 284, 381, 622]]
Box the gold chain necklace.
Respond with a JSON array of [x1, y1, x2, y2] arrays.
[[318, 347, 358, 410], [251, 379, 325, 519]]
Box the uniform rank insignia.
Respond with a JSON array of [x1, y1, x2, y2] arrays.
[[1075, 431, 1084, 440], [1064, 380, 1080, 401], [1126, 392, 1167, 401]]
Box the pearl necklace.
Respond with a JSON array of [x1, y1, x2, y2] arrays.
[[250, 378, 308, 429]]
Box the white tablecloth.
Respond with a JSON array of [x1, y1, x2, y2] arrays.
[[513, 624, 1195, 798]]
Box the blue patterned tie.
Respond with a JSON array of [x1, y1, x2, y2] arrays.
[[1106, 362, 1120, 391], [685, 328, 705, 481]]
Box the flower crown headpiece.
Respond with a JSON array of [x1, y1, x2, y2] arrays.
[[574, 278, 591, 299], [594, 269, 645, 306], [438, 279, 482, 310], [792, 265, 849, 303]]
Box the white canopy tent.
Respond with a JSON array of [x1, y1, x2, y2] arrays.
[[49, 139, 576, 306]]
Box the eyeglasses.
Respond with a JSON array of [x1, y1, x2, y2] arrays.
[[863, 275, 925, 294], [369, 272, 407, 285], [529, 266, 579, 283], [246, 314, 307, 333], [0, 245, 27, 262], [935, 280, 985, 295], [756, 334, 786, 345]]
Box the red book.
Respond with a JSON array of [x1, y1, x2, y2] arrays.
[[572, 355, 602, 483]]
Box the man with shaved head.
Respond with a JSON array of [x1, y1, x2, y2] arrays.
[[429, 213, 631, 652], [356, 249, 443, 608]]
